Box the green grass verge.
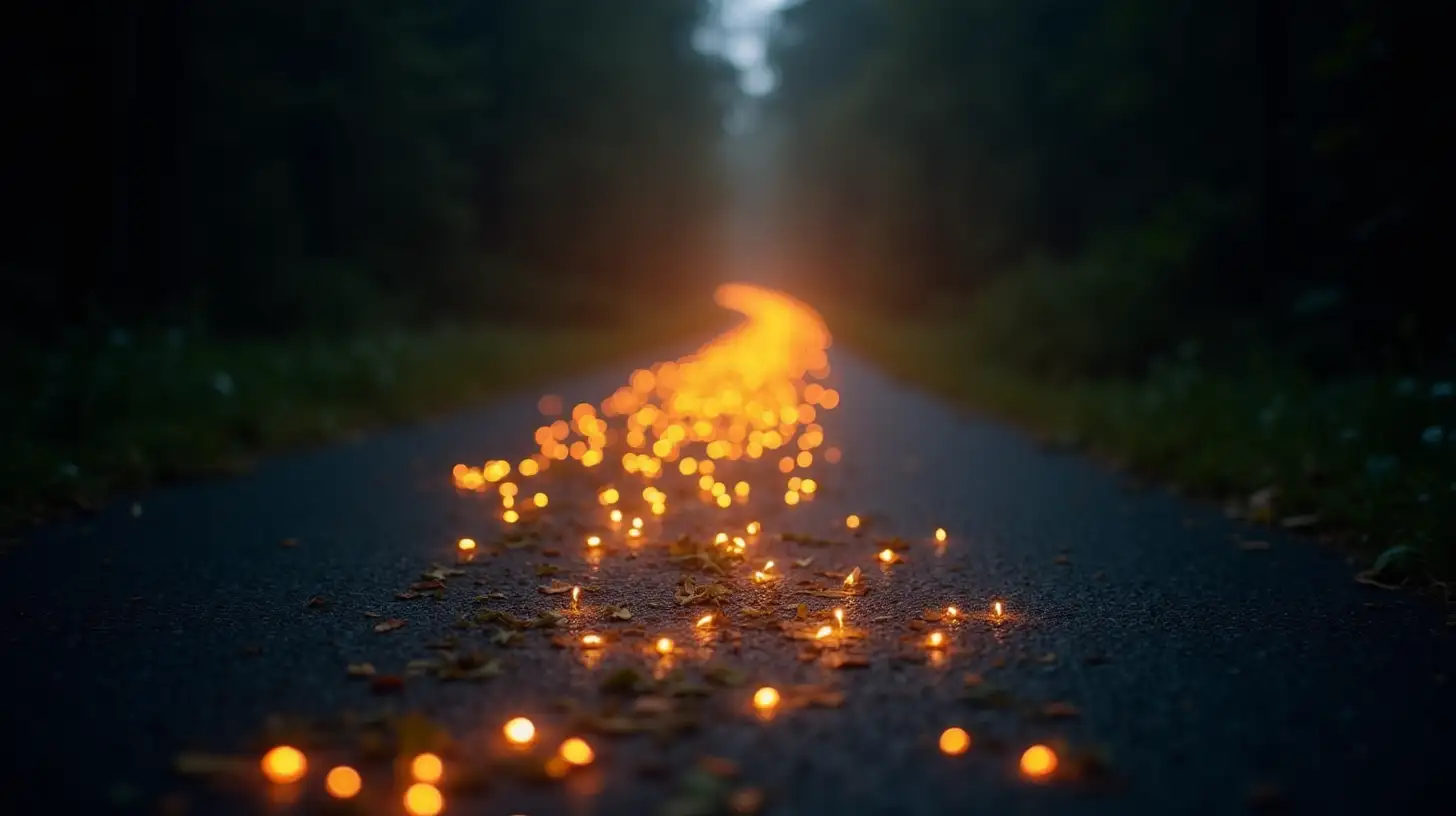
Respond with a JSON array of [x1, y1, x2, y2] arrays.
[[834, 313, 1456, 580], [2, 313, 716, 535]]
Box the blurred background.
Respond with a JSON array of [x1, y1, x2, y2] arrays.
[[1, 1, 1448, 570]]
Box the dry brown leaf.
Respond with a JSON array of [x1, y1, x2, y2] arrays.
[[346, 663, 377, 677], [374, 618, 406, 633], [793, 556, 815, 568], [538, 579, 574, 595]]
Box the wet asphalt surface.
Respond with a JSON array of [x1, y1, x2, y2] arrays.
[[2, 349, 1454, 815]]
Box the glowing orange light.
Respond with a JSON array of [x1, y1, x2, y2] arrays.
[[610, 509, 623, 523], [571, 586, 581, 606], [502, 509, 519, 524], [939, 728, 971, 756], [993, 601, 1004, 618], [753, 571, 769, 583], [778, 456, 795, 474], [784, 490, 800, 506], [733, 536, 747, 549], [631, 517, 644, 530], [825, 446, 842, 463], [499, 481, 518, 498], [746, 521, 760, 535], [846, 514, 861, 530], [261, 745, 307, 784], [946, 606, 959, 618], [651, 501, 667, 516], [581, 634, 603, 647], [600, 487, 619, 505], [927, 632, 945, 648], [715, 532, 729, 545], [403, 782, 444, 816], [696, 614, 713, 628], [801, 478, 817, 494], [843, 568, 859, 587], [734, 481, 750, 498], [879, 549, 895, 563], [815, 625, 832, 640], [586, 535, 601, 548], [533, 492, 548, 508], [763, 560, 775, 571], [410, 753, 443, 784], [627, 528, 641, 539], [325, 765, 361, 799], [504, 717, 536, 746], [655, 637, 674, 655], [834, 608, 844, 629], [559, 737, 595, 767], [753, 686, 780, 711], [1020, 744, 1058, 778], [457, 537, 476, 552], [519, 459, 540, 477], [935, 528, 947, 542], [716, 493, 732, 508], [796, 451, 813, 468]]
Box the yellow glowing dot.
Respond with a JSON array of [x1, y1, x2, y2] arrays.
[[403, 782, 443, 816], [715, 532, 729, 545], [946, 606, 959, 618], [753, 686, 780, 711], [753, 570, 768, 583], [632, 517, 644, 530], [993, 601, 1004, 618], [261, 745, 307, 784], [600, 488, 619, 505], [504, 717, 536, 746], [627, 528, 641, 539], [410, 753, 444, 784], [581, 634, 603, 647], [655, 637, 674, 655], [935, 527, 947, 542], [733, 536, 747, 549], [503, 509, 519, 524], [1020, 744, 1058, 778], [801, 478, 817, 494], [716, 493, 732, 508], [651, 502, 666, 516], [788, 476, 802, 491], [763, 560, 775, 570], [711, 481, 727, 497], [734, 481, 750, 498], [519, 459, 540, 477], [679, 457, 697, 476], [834, 608, 844, 628], [778, 456, 795, 474], [502, 495, 515, 509], [784, 490, 800, 506], [571, 586, 581, 605], [939, 728, 971, 756], [532, 492, 548, 508], [928, 632, 945, 648], [325, 765, 361, 799], [846, 514, 861, 530], [696, 614, 713, 628], [698, 473, 715, 491], [878, 549, 895, 563], [610, 509, 623, 523], [815, 625, 832, 639], [796, 451, 813, 468], [559, 737, 594, 767], [500, 481, 519, 498], [747, 521, 760, 535], [457, 537, 476, 552], [586, 535, 601, 548]]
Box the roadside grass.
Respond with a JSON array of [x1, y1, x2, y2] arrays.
[[2, 310, 718, 535], [833, 311, 1456, 581]]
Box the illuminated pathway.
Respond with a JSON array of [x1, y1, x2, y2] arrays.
[[1, 286, 1452, 814]]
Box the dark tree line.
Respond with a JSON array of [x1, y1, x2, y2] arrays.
[[768, 0, 1443, 374], [3, 1, 734, 338]]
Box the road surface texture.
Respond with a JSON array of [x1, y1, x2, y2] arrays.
[[2, 349, 1453, 815]]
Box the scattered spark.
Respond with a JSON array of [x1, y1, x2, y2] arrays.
[[815, 625, 833, 639], [846, 514, 861, 530], [715, 532, 729, 545], [655, 637, 675, 655], [753, 686, 780, 711], [763, 560, 775, 571], [586, 535, 602, 548], [261, 746, 307, 784], [801, 478, 818, 494], [796, 451, 813, 468], [571, 586, 581, 606], [753, 571, 769, 583], [581, 634, 603, 648], [927, 632, 945, 648], [993, 601, 1004, 619], [499, 482, 518, 498], [834, 608, 844, 629], [734, 480, 751, 498], [504, 717, 536, 746], [946, 606, 959, 618], [935, 527, 947, 542], [627, 528, 642, 539], [825, 446, 842, 463], [1020, 744, 1058, 778], [651, 501, 667, 515], [697, 614, 714, 628], [733, 536, 747, 549], [600, 488, 619, 505], [533, 492, 548, 508], [939, 728, 971, 756], [403, 783, 444, 816], [746, 521, 761, 535], [784, 490, 801, 506], [843, 567, 860, 587], [410, 753, 444, 784], [457, 537, 476, 552], [879, 549, 895, 563], [502, 509, 519, 524], [325, 766, 361, 799], [610, 509, 623, 523], [632, 517, 644, 530], [559, 737, 595, 766]]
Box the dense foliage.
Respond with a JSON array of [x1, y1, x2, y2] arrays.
[[769, 0, 1441, 376], [3, 1, 733, 337]]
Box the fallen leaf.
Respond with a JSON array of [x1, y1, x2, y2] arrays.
[[406, 659, 442, 674], [1037, 652, 1058, 664], [174, 752, 250, 777], [601, 667, 645, 695], [374, 619, 406, 633], [535, 564, 562, 577], [795, 603, 808, 620], [539, 579, 574, 595], [1040, 701, 1080, 718], [305, 596, 326, 608], [440, 658, 501, 682], [490, 629, 524, 647], [410, 580, 446, 592], [704, 665, 747, 687], [793, 557, 815, 568], [346, 663, 377, 677], [740, 607, 769, 617], [603, 605, 634, 621], [370, 675, 405, 694], [922, 609, 943, 622], [362, 611, 382, 618], [823, 652, 870, 669], [633, 696, 675, 716], [1280, 514, 1319, 529]]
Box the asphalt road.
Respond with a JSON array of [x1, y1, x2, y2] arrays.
[[2, 350, 1453, 815]]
